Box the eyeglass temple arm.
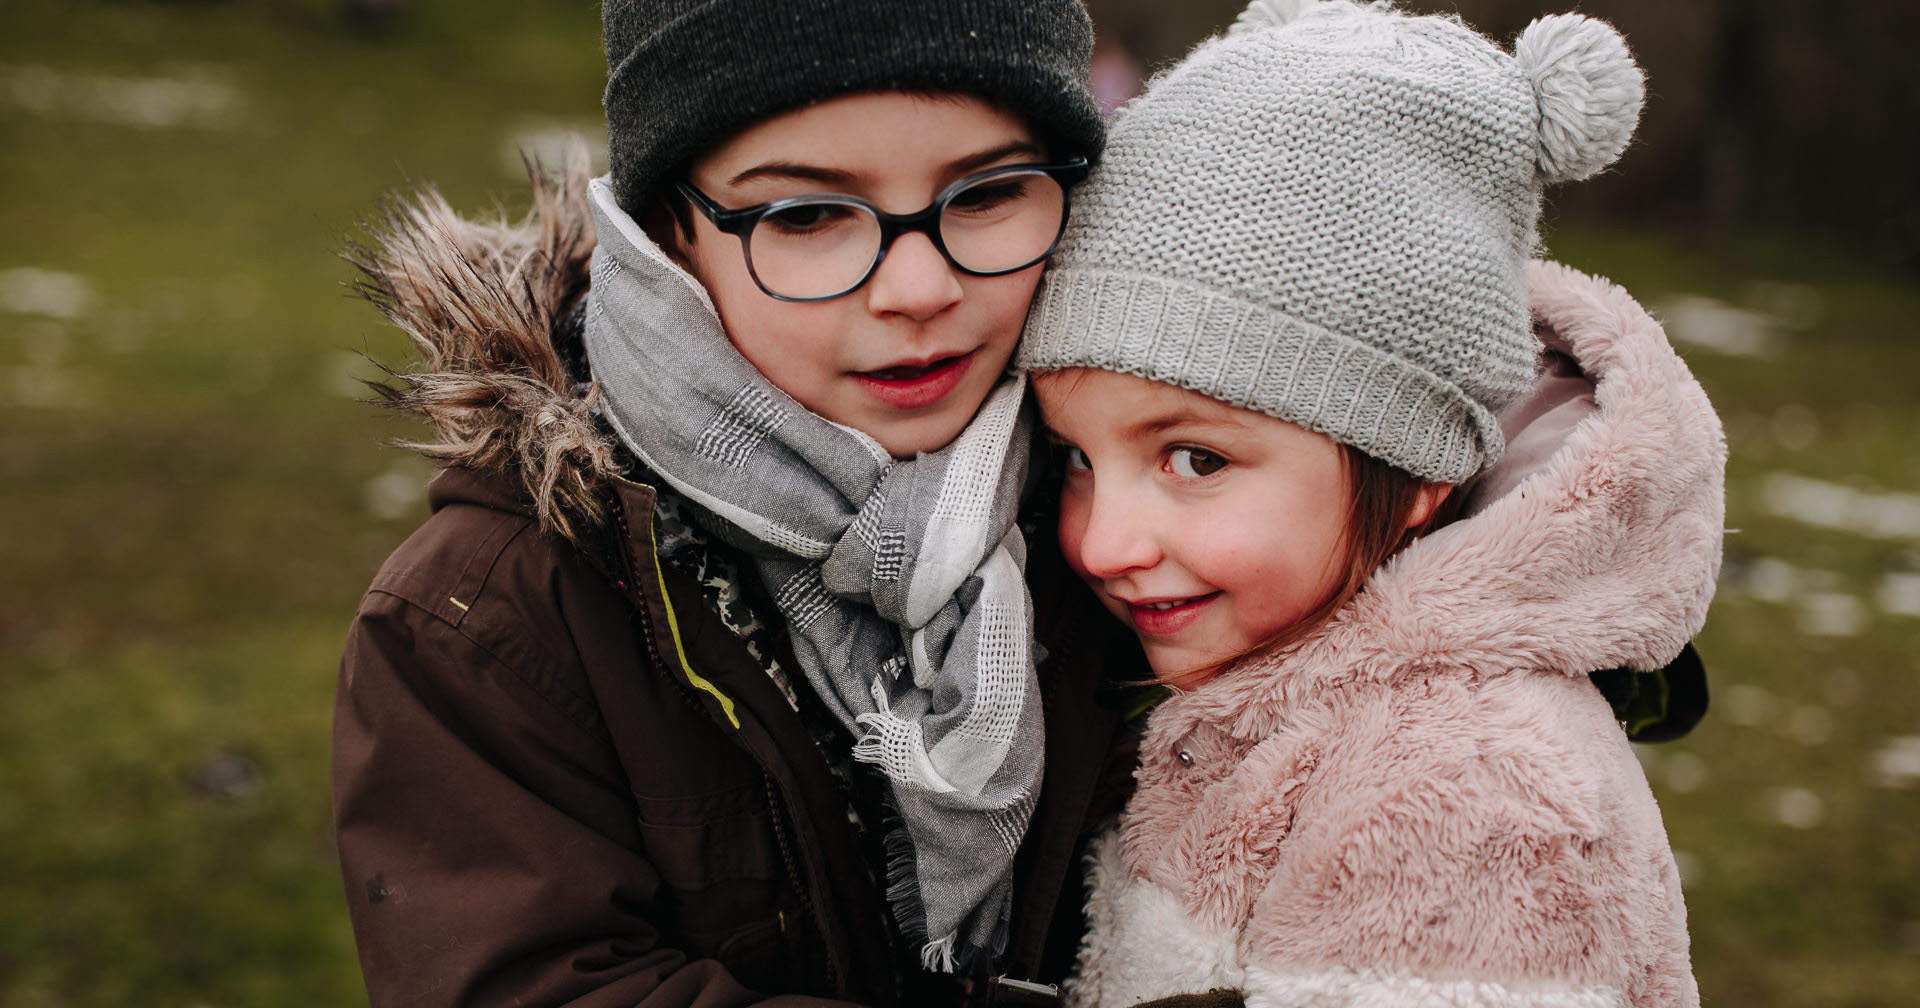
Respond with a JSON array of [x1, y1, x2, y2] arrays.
[[673, 181, 758, 237]]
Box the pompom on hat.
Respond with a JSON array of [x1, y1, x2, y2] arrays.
[[1519, 13, 1646, 183], [1019, 0, 1644, 483]]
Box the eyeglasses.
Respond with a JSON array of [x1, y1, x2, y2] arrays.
[[675, 157, 1089, 302]]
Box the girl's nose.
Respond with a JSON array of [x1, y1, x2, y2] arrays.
[[1071, 486, 1162, 580], [864, 231, 963, 321]]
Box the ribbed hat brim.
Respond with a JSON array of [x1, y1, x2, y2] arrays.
[[1020, 268, 1503, 484]]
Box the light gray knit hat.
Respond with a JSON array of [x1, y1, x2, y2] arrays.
[[1018, 0, 1644, 482]]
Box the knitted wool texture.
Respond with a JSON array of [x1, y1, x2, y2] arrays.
[[1020, 0, 1644, 483], [602, 0, 1108, 215]]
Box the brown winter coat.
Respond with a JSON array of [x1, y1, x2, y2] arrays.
[[331, 157, 1144, 1007]]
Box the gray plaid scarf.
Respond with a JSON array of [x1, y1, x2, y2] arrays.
[[581, 178, 1042, 971]]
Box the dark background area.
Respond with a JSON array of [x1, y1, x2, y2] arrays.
[[1090, 0, 1920, 266]]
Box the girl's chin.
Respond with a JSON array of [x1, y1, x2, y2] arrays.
[[1142, 647, 1227, 688]]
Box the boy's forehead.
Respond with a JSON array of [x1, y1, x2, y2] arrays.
[[692, 90, 1042, 185]]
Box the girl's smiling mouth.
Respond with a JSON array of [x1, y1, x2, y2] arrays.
[[854, 350, 976, 410], [1122, 593, 1221, 636]]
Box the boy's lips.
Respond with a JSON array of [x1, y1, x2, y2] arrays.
[[853, 350, 975, 411], [1120, 592, 1221, 637]]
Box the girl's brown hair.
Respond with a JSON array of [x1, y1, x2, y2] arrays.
[[1165, 445, 1454, 690]]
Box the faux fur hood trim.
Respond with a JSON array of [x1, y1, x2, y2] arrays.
[[348, 144, 614, 545], [1181, 260, 1728, 743]]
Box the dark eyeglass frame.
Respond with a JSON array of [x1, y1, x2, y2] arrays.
[[674, 156, 1090, 303]]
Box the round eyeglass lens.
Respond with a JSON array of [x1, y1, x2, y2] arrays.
[[745, 198, 884, 301], [739, 168, 1070, 300], [939, 168, 1068, 275]]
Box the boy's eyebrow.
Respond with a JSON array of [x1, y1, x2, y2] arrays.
[[727, 162, 858, 189], [946, 140, 1047, 175], [726, 140, 1047, 191]]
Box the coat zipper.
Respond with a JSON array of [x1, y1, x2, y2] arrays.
[[612, 478, 848, 996], [764, 770, 842, 994], [609, 475, 740, 727]]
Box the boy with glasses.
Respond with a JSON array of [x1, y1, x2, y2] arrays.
[[331, 1, 1142, 1006]]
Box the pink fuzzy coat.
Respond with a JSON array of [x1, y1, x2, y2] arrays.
[[1070, 262, 1724, 1008]]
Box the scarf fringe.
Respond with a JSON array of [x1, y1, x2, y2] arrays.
[[877, 811, 979, 973], [921, 932, 960, 973], [880, 811, 967, 973], [851, 736, 886, 768], [882, 816, 930, 938]]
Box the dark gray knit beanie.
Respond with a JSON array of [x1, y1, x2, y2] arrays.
[[602, 0, 1108, 214], [1019, 0, 1644, 483]]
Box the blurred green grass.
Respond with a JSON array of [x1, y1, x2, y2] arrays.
[[3, 1, 1917, 1005], [1545, 226, 1920, 1003]]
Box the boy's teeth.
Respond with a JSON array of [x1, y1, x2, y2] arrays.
[[868, 357, 950, 381]]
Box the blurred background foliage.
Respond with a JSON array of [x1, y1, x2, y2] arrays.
[[1, 0, 1915, 1005]]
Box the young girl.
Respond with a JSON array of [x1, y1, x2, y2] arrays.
[[1019, 1, 1722, 1005]]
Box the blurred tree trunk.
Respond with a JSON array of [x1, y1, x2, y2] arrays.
[[1702, 0, 1762, 231]]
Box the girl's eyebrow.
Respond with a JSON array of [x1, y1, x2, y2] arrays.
[[1125, 408, 1248, 440], [726, 140, 1046, 191]]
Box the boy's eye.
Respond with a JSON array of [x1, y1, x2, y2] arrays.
[[946, 179, 1028, 215], [1168, 447, 1227, 478], [761, 202, 858, 235]]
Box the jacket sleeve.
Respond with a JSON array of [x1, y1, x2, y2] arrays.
[[333, 588, 854, 1008], [1233, 726, 1690, 1008]]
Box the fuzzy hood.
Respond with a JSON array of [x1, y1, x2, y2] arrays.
[[1165, 259, 1727, 746], [348, 147, 615, 545]]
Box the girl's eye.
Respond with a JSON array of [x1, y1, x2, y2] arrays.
[[1058, 444, 1091, 472], [1168, 447, 1227, 478]]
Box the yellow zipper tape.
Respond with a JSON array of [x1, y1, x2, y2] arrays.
[[637, 484, 741, 730]]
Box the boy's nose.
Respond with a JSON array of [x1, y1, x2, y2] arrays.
[[864, 231, 963, 321], [1072, 488, 1162, 580]]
